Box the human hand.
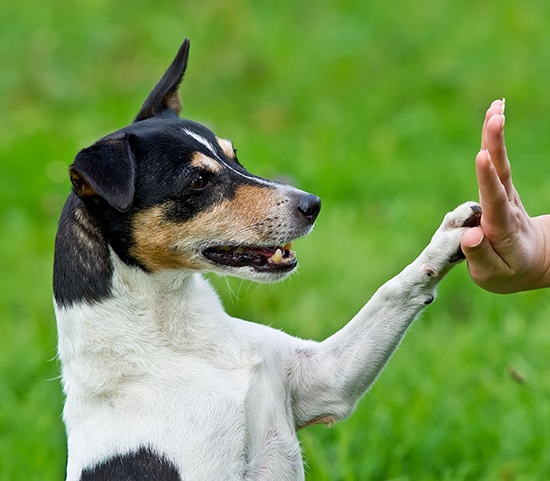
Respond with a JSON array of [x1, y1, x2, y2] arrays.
[[461, 99, 550, 293]]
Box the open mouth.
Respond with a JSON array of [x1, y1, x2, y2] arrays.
[[203, 242, 297, 272]]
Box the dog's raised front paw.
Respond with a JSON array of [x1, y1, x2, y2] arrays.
[[422, 201, 482, 276], [439, 202, 482, 232], [441, 202, 482, 263]]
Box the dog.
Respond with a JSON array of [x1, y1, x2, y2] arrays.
[[53, 38, 481, 480]]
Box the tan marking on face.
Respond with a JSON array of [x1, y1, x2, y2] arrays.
[[130, 184, 289, 272], [190, 152, 222, 173], [130, 206, 205, 272], [216, 138, 236, 159]]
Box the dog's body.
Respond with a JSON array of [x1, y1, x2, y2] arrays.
[[54, 39, 480, 480]]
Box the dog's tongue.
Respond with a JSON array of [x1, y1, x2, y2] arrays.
[[236, 242, 294, 265]]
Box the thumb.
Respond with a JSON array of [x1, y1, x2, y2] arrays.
[[460, 226, 505, 287], [461, 226, 485, 254]]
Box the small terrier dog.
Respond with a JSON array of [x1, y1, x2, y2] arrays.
[[54, 39, 481, 480]]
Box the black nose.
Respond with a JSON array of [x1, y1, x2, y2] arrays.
[[298, 194, 321, 223]]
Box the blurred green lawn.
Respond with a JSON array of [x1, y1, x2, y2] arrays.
[[2, 0, 550, 479]]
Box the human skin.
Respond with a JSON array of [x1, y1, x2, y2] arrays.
[[461, 99, 550, 293]]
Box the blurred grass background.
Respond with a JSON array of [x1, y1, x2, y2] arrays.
[[1, 0, 550, 479]]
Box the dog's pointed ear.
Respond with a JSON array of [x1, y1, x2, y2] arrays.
[[69, 135, 136, 212], [134, 39, 190, 122]]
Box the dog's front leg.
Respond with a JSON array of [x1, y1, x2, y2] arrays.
[[288, 202, 481, 429]]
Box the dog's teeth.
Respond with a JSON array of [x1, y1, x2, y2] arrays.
[[271, 248, 283, 263], [284, 242, 293, 251]]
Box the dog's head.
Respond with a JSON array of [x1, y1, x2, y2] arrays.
[[69, 39, 321, 282]]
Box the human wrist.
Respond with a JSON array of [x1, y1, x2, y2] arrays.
[[529, 215, 550, 290]]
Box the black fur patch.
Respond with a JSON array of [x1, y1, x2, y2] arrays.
[[70, 134, 136, 212], [53, 193, 113, 307], [80, 447, 182, 480]]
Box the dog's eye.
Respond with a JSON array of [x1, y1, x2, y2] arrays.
[[190, 174, 208, 190]]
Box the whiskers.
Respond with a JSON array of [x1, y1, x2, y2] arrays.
[[223, 276, 263, 307]]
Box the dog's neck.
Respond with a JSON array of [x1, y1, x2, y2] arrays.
[[107, 251, 227, 341]]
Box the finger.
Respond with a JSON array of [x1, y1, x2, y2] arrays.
[[483, 113, 513, 196], [475, 149, 515, 239], [476, 149, 508, 210], [481, 99, 505, 150]]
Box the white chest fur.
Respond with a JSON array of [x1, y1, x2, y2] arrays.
[[57, 261, 304, 480]]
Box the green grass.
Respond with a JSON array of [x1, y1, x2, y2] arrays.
[[2, 0, 550, 479]]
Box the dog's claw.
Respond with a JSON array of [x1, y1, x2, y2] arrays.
[[462, 205, 482, 228]]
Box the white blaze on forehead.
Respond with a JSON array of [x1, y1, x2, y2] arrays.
[[183, 128, 218, 158], [182, 128, 278, 188]]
